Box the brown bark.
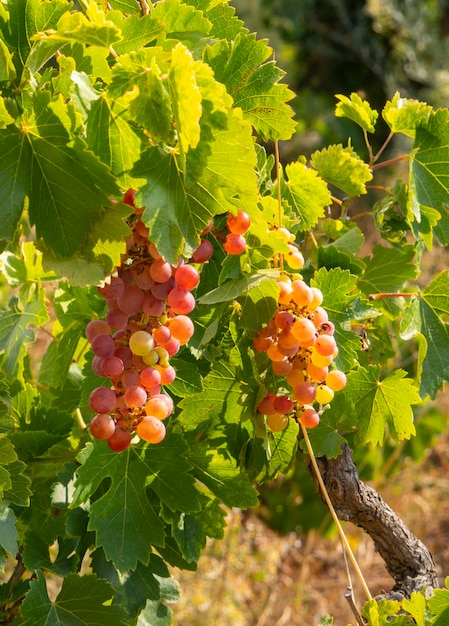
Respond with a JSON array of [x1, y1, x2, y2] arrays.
[[311, 444, 438, 599]]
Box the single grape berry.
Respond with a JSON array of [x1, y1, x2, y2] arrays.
[[223, 233, 246, 255], [226, 211, 250, 235]]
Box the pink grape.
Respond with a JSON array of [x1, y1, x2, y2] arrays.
[[191, 239, 213, 263], [89, 386, 117, 413], [143, 292, 165, 317], [122, 369, 141, 388], [117, 285, 145, 315], [107, 426, 132, 451], [227, 211, 250, 235], [91, 334, 116, 358], [167, 288, 195, 314], [174, 264, 200, 290], [89, 413, 116, 440], [124, 385, 147, 408], [168, 315, 194, 344], [145, 393, 174, 419], [151, 277, 175, 300], [106, 307, 129, 330], [101, 355, 125, 378], [86, 320, 112, 342], [149, 260, 173, 283], [223, 233, 246, 255], [136, 416, 166, 443], [140, 366, 162, 389]]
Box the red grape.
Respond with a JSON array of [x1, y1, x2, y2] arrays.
[[90, 413, 116, 440]]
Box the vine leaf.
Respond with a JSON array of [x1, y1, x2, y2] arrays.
[[311, 267, 362, 371], [411, 108, 449, 245], [311, 144, 373, 196], [20, 572, 128, 626], [204, 32, 296, 140], [335, 92, 378, 133], [0, 503, 18, 558], [281, 161, 332, 232], [428, 576, 449, 625], [400, 270, 449, 399], [358, 244, 418, 295], [152, 0, 212, 44], [135, 110, 258, 264], [0, 92, 121, 257], [168, 42, 202, 154], [345, 365, 419, 446], [0, 289, 49, 380], [383, 92, 432, 138], [72, 434, 200, 573]]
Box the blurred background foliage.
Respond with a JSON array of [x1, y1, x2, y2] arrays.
[[230, 0, 449, 536], [233, 0, 449, 158]]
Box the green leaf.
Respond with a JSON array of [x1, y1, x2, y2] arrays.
[[358, 244, 418, 295], [33, 7, 123, 48], [238, 278, 279, 331], [311, 267, 362, 371], [335, 92, 378, 133], [0, 96, 14, 128], [169, 42, 202, 154], [137, 599, 173, 626], [166, 356, 203, 397], [0, 289, 49, 380], [281, 161, 332, 231], [188, 442, 259, 507], [152, 0, 212, 43], [114, 556, 179, 620], [20, 572, 128, 626], [2, 459, 32, 507], [0, 38, 16, 81], [383, 92, 432, 138], [87, 94, 142, 185], [0, 503, 18, 557], [401, 592, 426, 626], [428, 577, 449, 625], [135, 109, 258, 264], [72, 433, 200, 573], [401, 271, 449, 399], [247, 417, 299, 483], [108, 12, 164, 55], [345, 366, 419, 446], [1, 92, 121, 257], [311, 144, 373, 196], [199, 270, 278, 305], [411, 109, 449, 244], [205, 32, 296, 140]]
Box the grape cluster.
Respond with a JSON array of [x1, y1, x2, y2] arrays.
[[254, 229, 346, 431], [86, 190, 202, 451]]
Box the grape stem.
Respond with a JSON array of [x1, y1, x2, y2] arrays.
[[371, 153, 409, 171], [300, 423, 373, 603]]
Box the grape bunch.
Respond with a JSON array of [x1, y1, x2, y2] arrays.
[[254, 228, 347, 431], [85, 190, 202, 451]]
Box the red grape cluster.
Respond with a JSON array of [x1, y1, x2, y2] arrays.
[[86, 190, 202, 451], [254, 229, 347, 431]]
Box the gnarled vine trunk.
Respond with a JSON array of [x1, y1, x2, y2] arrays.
[[311, 444, 438, 599]]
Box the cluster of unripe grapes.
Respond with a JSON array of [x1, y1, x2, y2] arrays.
[[86, 192, 252, 451], [254, 229, 347, 432]]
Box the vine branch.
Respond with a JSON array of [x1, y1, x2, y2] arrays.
[[310, 444, 438, 599]]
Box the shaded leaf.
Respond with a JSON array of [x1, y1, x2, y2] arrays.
[[20, 572, 128, 626]]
